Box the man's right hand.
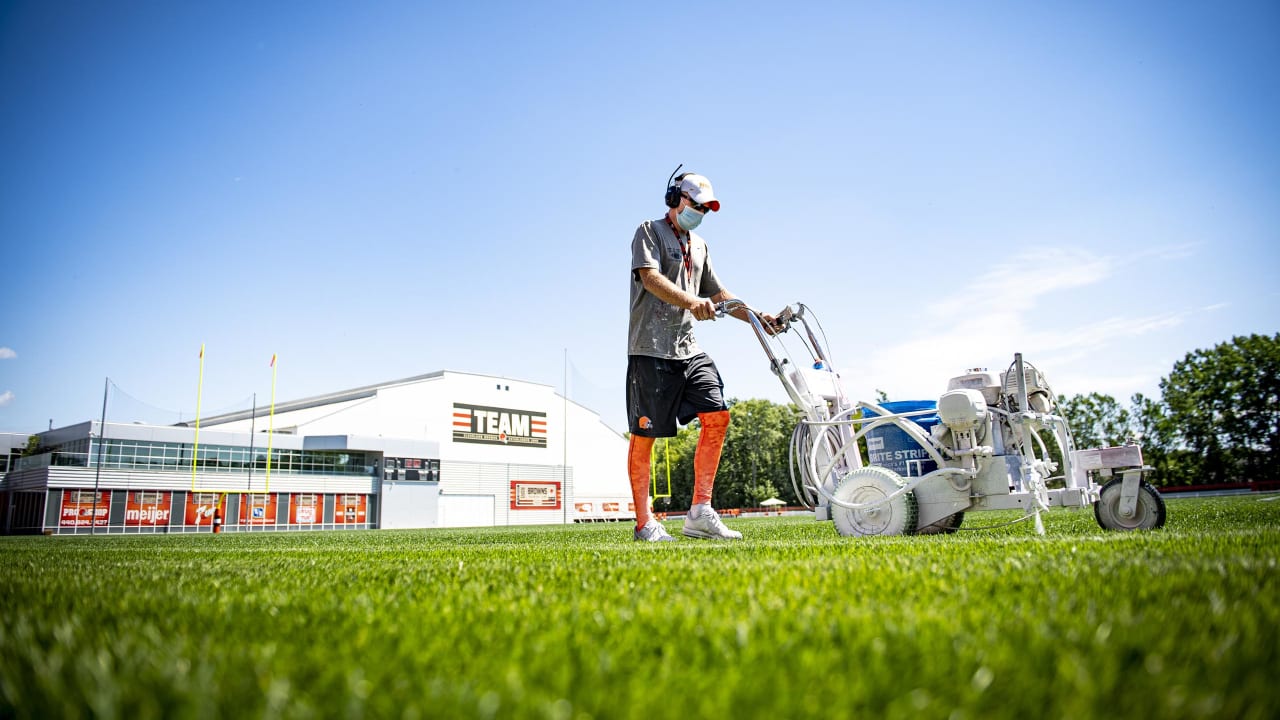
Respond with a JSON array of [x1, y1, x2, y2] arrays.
[[637, 268, 717, 321], [688, 297, 716, 321]]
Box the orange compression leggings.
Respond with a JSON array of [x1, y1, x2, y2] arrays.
[[628, 435, 656, 529], [693, 410, 731, 506]]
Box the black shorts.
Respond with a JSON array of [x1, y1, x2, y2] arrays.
[[626, 353, 727, 437]]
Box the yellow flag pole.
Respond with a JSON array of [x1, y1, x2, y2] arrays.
[[665, 440, 675, 497], [650, 442, 656, 499], [265, 354, 277, 492], [649, 438, 672, 500], [663, 439, 672, 498], [191, 344, 205, 491]]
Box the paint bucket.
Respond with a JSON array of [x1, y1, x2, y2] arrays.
[[861, 400, 939, 477]]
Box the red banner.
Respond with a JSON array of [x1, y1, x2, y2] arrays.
[[185, 492, 224, 526], [335, 494, 366, 524], [125, 491, 172, 526], [239, 493, 278, 525], [60, 490, 110, 527], [290, 493, 321, 524]]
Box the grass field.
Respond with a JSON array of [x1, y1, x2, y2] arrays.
[[1, 495, 1277, 719]]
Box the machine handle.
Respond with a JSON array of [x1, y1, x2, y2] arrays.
[[714, 299, 749, 317], [714, 300, 791, 333]]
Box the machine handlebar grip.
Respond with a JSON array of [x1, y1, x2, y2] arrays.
[[714, 299, 792, 334], [714, 299, 748, 317]]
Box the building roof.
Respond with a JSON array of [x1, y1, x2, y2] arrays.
[[186, 369, 560, 428]]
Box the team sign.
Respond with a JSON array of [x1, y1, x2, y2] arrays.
[[452, 403, 547, 447]]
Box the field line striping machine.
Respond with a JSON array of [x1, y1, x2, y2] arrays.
[[716, 299, 1167, 536]]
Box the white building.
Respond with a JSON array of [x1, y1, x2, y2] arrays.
[[0, 370, 634, 534]]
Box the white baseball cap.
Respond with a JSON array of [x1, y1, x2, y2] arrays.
[[678, 173, 720, 211]]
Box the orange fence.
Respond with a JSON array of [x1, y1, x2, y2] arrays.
[[654, 505, 803, 521]]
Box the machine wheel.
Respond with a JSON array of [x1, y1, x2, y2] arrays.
[[917, 512, 965, 535], [831, 466, 918, 537], [1094, 477, 1167, 531]]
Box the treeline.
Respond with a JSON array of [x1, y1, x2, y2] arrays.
[[648, 398, 802, 512], [1059, 333, 1278, 487], [648, 333, 1278, 510]]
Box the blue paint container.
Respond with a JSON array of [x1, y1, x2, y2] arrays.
[[862, 400, 940, 477]]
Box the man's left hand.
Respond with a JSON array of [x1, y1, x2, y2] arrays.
[[761, 313, 781, 336]]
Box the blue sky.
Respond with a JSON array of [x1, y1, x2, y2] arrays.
[[1, 1, 1277, 434]]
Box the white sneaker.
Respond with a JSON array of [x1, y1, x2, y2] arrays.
[[634, 519, 678, 542], [682, 504, 742, 540]]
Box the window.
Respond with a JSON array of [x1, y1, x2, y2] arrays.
[[383, 457, 440, 482], [57, 439, 373, 477]]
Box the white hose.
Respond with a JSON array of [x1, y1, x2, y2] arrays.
[[804, 410, 949, 499], [808, 466, 975, 512]]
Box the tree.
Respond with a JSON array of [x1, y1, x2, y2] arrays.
[[1128, 391, 1192, 487], [714, 398, 801, 508], [651, 398, 803, 511], [1160, 333, 1280, 484], [648, 428, 696, 511], [1129, 392, 1172, 451], [1057, 392, 1133, 449]]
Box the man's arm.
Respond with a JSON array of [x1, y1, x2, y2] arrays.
[[710, 289, 778, 332], [637, 268, 716, 320], [709, 289, 747, 322], [638, 268, 777, 329]]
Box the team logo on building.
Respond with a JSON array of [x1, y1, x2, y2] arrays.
[[452, 403, 547, 448], [509, 480, 560, 510]]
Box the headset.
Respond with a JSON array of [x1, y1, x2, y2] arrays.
[[664, 163, 691, 208]]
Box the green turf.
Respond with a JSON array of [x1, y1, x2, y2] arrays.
[[1, 495, 1277, 719]]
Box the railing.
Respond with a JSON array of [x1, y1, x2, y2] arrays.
[[1159, 480, 1280, 494], [15, 451, 375, 477]]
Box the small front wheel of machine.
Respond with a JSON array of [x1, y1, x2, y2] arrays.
[[831, 466, 919, 537], [1094, 477, 1167, 531], [916, 512, 965, 535]]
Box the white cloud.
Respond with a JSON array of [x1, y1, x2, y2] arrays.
[[835, 246, 1199, 403], [847, 312, 1183, 401], [1121, 242, 1200, 264], [1026, 312, 1187, 355], [0, 347, 15, 360], [1047, 367, 1165, 402], [927, 248, 1112, 319], [0, 391, 13, 407]]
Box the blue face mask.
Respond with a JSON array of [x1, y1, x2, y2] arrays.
[[676, 206, 704, 231]]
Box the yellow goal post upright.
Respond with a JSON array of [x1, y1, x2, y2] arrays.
[[190, 352, 279, 498], [265, 353, 277, 492], [190, 344, 205, 492]]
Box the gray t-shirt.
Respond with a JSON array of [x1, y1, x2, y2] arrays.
[[628, 216, 724, 359]]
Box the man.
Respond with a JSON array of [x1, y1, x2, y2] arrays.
[[627, 168, 774, 542]]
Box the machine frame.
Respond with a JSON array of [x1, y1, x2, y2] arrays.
[[716, 299, 1166, 536]]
